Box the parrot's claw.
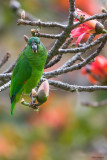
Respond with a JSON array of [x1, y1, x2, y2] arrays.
[[29, 102, 39, 110], [30, 93, 34, 105], [30, 93, 39, 110]]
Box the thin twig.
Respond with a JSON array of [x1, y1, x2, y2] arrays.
[[58, 33, 107, 54], [3, 50, 22, 74], [17, 19, 66, 29], [61, 33, 96, 68], [86, 33, 96, 44], [3, 61, 16, 74], [0, 73, 12, 79], [45, 55, 62, 69], [61, 36, 73, 48], [17, 9, 37, 21], [0, 81, 10, 92], [10, 0, 36, 21], [0, 52, 11, 68], [35, 32, 61, 39], [82, 100, 107, 107]]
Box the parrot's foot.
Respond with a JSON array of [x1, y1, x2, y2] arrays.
[[30, 93, 34, 105], [30, 90, 37, 104], [29, 102, 39, 110], [30, 90, 39, 110]]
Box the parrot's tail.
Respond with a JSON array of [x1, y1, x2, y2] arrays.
[[11, 101, 16, 115]]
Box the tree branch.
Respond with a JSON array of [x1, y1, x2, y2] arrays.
[[45, 54, 62, 69], [72, 13, 107, 29], [61, 33, 96, 68], [44, 38, 107, 78], [0, 73, 12, 79], [47, 79, 107, 92], [58, 33, 107, 54], [17, 19, 66, 29], [0, 81, 10, 92], [2, 78, 107, 94], [46, 0, 75, 64], [35, 32, 61, 39]]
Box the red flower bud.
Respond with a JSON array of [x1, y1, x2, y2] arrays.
[[37, 80, 49, 104]]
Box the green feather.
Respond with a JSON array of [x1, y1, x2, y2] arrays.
[[11, 101, 16, 115], [10, 37, 47, 115]]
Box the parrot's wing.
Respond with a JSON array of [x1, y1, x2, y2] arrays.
[[10, 52, 32, 102]]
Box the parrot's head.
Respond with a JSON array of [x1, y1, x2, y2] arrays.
[[27, 37, 40, 53]]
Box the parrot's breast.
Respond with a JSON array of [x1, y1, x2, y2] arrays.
[[23, 68, 44, 94], [23, 49, 47, 94]]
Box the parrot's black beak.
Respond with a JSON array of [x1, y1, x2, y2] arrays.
[[32, 43, 37, 53]]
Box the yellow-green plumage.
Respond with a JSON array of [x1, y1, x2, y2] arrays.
[[10, 37, 47, 115]]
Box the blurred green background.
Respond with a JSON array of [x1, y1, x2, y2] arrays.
[[0, 0, 107, 159]]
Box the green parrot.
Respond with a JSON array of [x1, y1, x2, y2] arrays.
[[10, 37, 47, 115]]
